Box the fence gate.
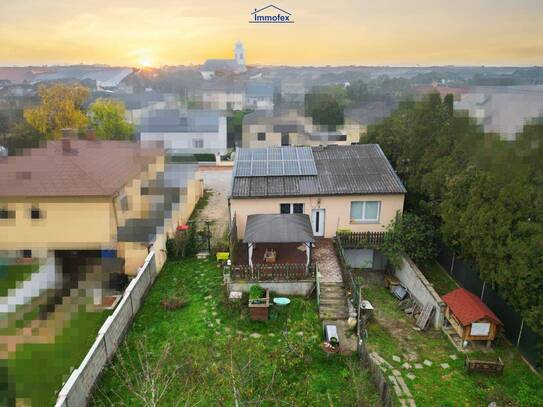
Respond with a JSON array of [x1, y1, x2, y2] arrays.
[[190, 221, 212, 253]]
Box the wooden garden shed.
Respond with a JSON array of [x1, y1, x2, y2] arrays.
[[442, 288, 502, 346]]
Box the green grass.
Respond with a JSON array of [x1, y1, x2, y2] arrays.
[[0, 264, 39, 298], [362, 285, 543, 407], [4, 307, 109, 406], [419, 261, 458, 296], [92, 259, 380, 406]]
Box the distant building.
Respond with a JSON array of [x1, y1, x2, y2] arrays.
[[242, 109, 363, 148], [201, 41, 247, 80], [139, 109, 227, 154], [245, 81, 274, 110], [31, 67, 134, 90], [454, 86, 543, 140]]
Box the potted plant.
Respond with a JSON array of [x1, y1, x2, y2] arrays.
[[248, 285, 270, 321]]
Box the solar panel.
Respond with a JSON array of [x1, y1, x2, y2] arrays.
[[297, 147, 313, 160], [268, 160, 283, 176], [282, 147, 297, 160], [268, 148, 282, 160], [235, 147, 317, 177], [236, 161, 251, 176], [237, 149, 251, 161], [251, 161, 268, 176], [300, 160, 317, 175], [284, 160, 301, 175], [252, 148, 267, 160]]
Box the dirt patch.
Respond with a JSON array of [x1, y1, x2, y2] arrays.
[[196, 169, 231, 244]]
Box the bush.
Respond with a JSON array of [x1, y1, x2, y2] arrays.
[[166, 227, 196, 259], [249, 285, 265, 300], [381, 211, 438, 267]]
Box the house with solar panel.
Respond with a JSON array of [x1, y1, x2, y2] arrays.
[[226, 144, 406, 293]]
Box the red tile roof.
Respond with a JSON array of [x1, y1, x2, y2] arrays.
[[0, 140, 162, 197], [442, 288, 502, 326]]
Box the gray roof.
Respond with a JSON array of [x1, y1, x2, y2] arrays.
[[202, 59, 241, 72], [139, 109, 221, 133], [246, 81, 274, 98], [231, 144, 406, 198], [243, 214, 314, 243]]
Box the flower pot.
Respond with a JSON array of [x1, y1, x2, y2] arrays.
[[248, 289, 270, 321]]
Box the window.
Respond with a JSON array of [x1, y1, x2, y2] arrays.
[[30, 206, 42, 220], [350, 201, 380, 222], [257, 132, 266, 141], [120, 195, 129, 212], [192, 138, 204, 148], [280, 203, 304, 214], [0, 208, 15, 219], [22, 249, 32, 259]]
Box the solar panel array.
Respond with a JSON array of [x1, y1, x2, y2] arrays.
[[235, 147, 318, 177]]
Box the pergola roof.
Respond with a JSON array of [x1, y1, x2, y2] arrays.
[[243, 214, 315, 243]]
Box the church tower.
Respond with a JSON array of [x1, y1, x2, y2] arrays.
[[235, 41, 245, 68]]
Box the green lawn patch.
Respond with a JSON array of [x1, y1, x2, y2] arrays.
[[92, 259, 380, 406], [0, 264, 39, 298], [362, 284, 543, 407], [4, 307, 109, 406], [419, 261, 458, 296]]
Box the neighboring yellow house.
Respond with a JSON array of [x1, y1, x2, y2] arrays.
[[242, 109, 363, 148], [0, 138, 203, 277], [229, 144, 406, 239]]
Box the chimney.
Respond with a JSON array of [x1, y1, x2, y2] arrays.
[[60, 128, 76, 154], [86, 128, 96, 141]]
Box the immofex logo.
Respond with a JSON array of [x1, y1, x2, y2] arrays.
[[250, 4, 294, 24]]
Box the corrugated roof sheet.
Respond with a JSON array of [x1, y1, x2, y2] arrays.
[[230, 144, 406, 198]]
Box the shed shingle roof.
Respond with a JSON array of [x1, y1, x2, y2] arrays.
[[230, 144, 406, 198], [0, 140, 162, 197], [443, 288, 502, 326]]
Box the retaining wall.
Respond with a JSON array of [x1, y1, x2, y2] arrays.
[[393, 257, 445, 329]]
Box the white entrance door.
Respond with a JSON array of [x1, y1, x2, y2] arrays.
[[311, 209, 325, 237]]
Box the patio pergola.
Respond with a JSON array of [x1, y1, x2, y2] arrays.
[[243, 214, 315, 268]]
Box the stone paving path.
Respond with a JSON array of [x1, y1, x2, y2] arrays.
[[313, 239, 343, 283]]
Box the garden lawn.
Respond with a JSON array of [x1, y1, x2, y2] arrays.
[[0, 264, 39, 298], [419, 261, 458, 296], [5, 306, 109, 407], [361, 284, 543, 407], [92, 258, 380, 406]]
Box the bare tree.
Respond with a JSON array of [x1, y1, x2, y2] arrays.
[[93, 337, 197, 407]]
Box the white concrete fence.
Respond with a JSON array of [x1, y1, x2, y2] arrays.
[[54, 251, 158, 407], [393, 256, 445, 329]]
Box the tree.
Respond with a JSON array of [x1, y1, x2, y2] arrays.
[[88, 99, 134, 140], [381, 211, 438, 267], [304, 91, 344, 129], [24, 83, 90, 139]]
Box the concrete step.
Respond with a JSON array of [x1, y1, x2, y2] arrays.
[[319, 311, 349, 320], [320, 298, 346, 304]]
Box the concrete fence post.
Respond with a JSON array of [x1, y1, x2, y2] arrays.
[[480, 281, 486, 300], [449, 252, 455, 275], [517, 319, 525, 348]]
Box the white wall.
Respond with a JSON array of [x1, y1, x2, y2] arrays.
[[393, 257, 445, 329], [140, 117, 227, 154]]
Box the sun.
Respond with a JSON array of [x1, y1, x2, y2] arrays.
[[139, 58, 154, 68]]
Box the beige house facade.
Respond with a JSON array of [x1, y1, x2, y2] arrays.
[[229, 145, 406, 240], [0, 139, 203, 276], [242, 109, 363, 148]]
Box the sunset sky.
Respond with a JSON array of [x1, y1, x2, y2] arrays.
[[1, 0, 542, 66]]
